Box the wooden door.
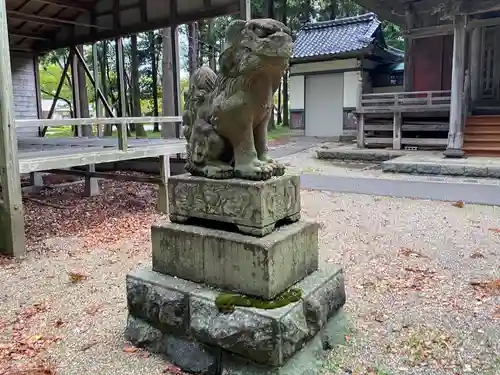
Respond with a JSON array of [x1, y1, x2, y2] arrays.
[[480, 26, 500, 102]]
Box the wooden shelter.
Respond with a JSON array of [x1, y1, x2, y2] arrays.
[[0, 0, 252, 257], [354, 0, 500, 156]]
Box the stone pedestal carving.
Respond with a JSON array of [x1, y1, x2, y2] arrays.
[[125, 174, 347, 374]]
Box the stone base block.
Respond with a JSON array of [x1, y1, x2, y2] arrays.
[[168, 174, 301, 236], [126, 264, 346, 372], [152, 220, 319, 299]]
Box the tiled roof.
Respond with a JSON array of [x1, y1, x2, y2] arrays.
[[292, 13, 382, 60]]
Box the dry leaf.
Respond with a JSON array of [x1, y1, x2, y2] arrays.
[[470, 250, 485, 259], [67, 271, 89, 283], [53, 318, 64, 328], [123, 345, 138, 353], [452, 201, 464, 208], [84, 304, 101, 315], [162, 364, 183, 374], [399, 247, 428, 258], [488, 228, 500, 233]]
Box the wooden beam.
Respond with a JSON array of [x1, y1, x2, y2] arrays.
[[239, 0, 251, 20], [444, 15, 467, 158], [31, 0, 91, 12], [8, 30, 50, 41], [0, 0, 26, 257], [7, 10, 109, 29], [47, 169, 162, 184], [41, 50, 72, 137], [408, 23, 454, 39], [157, 155, 170, 213], [404, 6, 414, 91], [37, 3, 240, 52], [73, 46, 115, 118], [17, 116, 183, 128]]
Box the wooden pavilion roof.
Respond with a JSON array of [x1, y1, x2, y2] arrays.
[[355, 0, 500, 26], [7, 0, 241, 54]]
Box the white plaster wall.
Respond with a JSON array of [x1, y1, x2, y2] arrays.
[[290, 58, 358, 75], [343, 70, 361, 108], [305, 73, 344, 137], [289, 75, 305, 110]]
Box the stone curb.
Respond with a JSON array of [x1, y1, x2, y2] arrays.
[[382, 161, 500, 178], [316, 149, 405, 162]]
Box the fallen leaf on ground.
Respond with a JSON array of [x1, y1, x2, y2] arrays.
[[399, 247, 428, 258], [470, 280, 500, 296], [162, 364, 183, 374], [53, 319, 64, 328], [452, 201, 464, 208], [67, 271, 89, 283], [84, 304, 101, 315], [123, 345, 138, 353], [488, 228, 500, 233], [470, 250, 485, 259], [494, 306, 500, 319]]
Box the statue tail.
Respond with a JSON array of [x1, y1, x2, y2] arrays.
[[182, 66, 217, 142]]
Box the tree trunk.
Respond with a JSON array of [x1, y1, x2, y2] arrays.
[[161, 27, 177, 138], [131, 34, 146, 138], [187, 23, 198, 76], [282, 0, 289, 127], [208, 19, 217, 71], [100, 42, 113, 136], [329, 0, 337, 20], [150, 32, 160, 132], [76, 45, 92, 136], [266, 0, 276, 130], [277, 80, 282, 124]]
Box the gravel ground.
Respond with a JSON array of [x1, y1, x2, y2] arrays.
[[0, 174, 499, 375]]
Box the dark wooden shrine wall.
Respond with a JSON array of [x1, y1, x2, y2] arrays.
[[412, 34, 453, 92]]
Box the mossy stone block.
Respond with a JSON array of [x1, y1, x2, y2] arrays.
[[152, 220, 319, 299]]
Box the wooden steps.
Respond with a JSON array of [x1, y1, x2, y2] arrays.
[[464, 115, 500, 156]]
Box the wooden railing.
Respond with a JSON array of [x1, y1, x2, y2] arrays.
[[358, 90, 452, 113], [15, 116, 184, 151]]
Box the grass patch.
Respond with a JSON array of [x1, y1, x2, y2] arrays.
[[45, 124, 292, 142], [268, 125, 292, 141]]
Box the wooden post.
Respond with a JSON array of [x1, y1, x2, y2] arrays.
[[404, 8, 414, 92], [239, 0, 251, 20], [157, 154, 170, 214], [0, 0, 26, 257], [356, 72, 365, 148], [444, 15, 467, 158], [115, 37, 128, 150], [470, 27, 481, 102], [393, 112, 402, 150]]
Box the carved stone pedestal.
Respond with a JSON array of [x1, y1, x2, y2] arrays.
[[168, 174, 301, 236], [125, 174, 347, 375]]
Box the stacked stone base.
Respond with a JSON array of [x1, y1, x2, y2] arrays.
[[125, 174, 347, 374], [126, 265, 346, 375]]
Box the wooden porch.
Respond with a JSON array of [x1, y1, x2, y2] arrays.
[[357, 91, 451, 150], [355, 0, 500, 157]]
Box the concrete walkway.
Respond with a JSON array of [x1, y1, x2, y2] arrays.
[[300, 173, 500, 206]]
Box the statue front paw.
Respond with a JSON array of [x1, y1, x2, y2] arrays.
[[186, 162, 234, 179], [234, 162, 273, 181], [271, 162, 285, 176]]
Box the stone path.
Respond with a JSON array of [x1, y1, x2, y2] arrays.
[[300, 174, 500, 206]]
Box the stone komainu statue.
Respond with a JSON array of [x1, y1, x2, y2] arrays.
[[182, 18, 293, 180]]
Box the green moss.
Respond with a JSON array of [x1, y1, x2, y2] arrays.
[[215, 288, 302, 313]]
